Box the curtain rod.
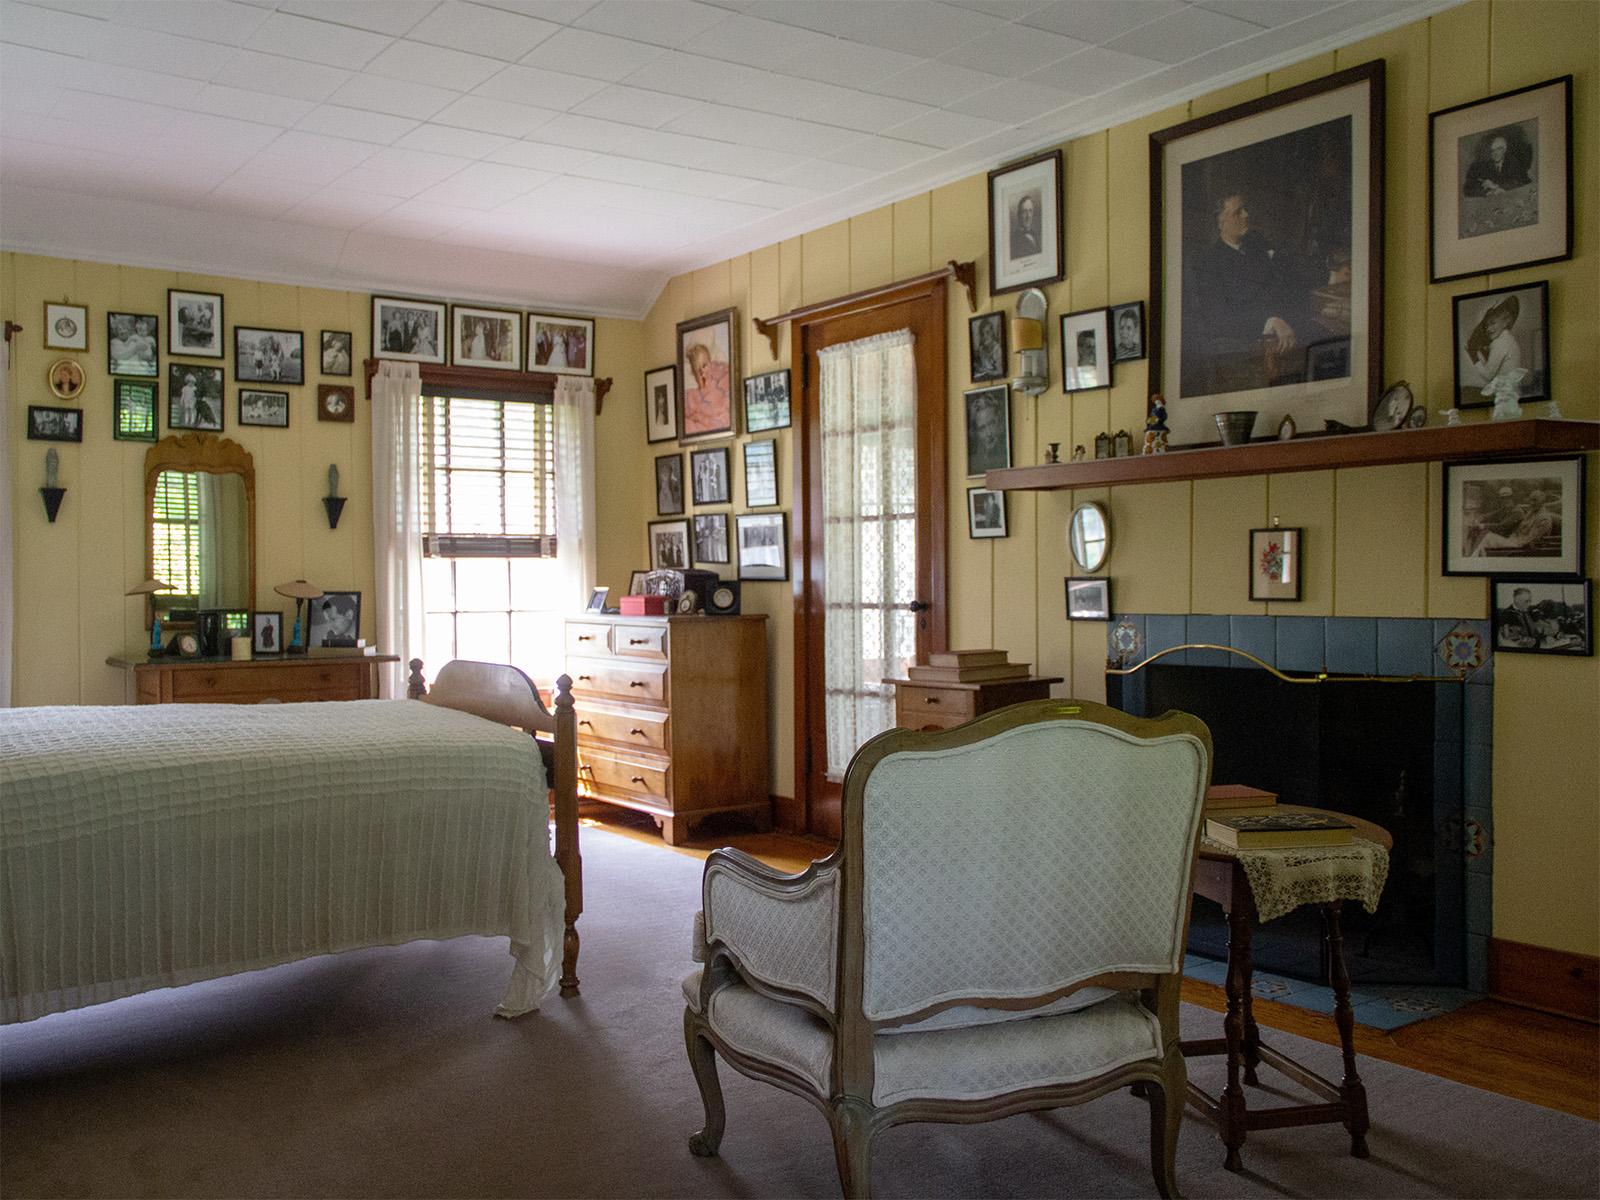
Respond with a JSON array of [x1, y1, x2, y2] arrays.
[[363, 359, 612, 414], [1106, 642, 1463, 684], [753, 260, 977, 358]]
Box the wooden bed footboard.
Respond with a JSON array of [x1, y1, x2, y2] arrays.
[[407, 658, 583, 998]]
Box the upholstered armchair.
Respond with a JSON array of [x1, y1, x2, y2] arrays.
[[682, 699, 1212, 1199]]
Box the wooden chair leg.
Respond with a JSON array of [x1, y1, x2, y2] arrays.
[[684, 1009, 726, 1157], [829, 1098, 875, 1200], [1147, 1052, 1186, 1200]]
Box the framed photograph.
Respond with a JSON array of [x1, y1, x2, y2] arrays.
[[964, 384, 1011, 478], [988, 149, 1064, 296], [107, 312, 158, 377], [317, 384, 355, 422], [234, 326, 304, 385], [1443, 456, 1584, 577], [693, 513, 730, 566], [744, 438, 778, 508], [372, 296, 445, 364], [1451, 281, 1549, 410], [1150, 60, 1383, 446], [1492, 579, 1591, 657], [586, 586, 609, 613], [1066, 577, 1111, 621], [167, 289, 224, 358], [528, 313, 593, 377], [655, 453, 684, 516], [1248, 526, 1303, 601], [649, 519, 691, 570], [1110, 301, 1146, 363], [27, 405, 82, 443], [47, 358, 85, 401], [113, 380, 158, 442], [321, 330, 353, 376], [628, 570, 649, 595], [44, 301, 88, 351], [744, 368, 791, 432], [452, 304, 521, 371], [967, 487, 1007, 539], [678, 308, 738, 442], [1061, 308, 1113, 393], [239, 388, 289, 429], [251, 611, 284, 655], [308, 590, 361, 648], [1430, 76, 1572, 282], [968, 312, 1007, 382], [690, 445, 731, 506], [644, 364, 678, 444], [736, 512, 788, 582], [167, 364, 224, 431]]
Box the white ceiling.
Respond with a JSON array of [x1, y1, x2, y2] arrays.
[[0, 0, 1455, 318]]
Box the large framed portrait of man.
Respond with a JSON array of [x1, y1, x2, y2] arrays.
[[1150, 60, 1384, 447], [988, 150, 1063, 297]]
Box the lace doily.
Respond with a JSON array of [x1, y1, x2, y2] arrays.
[[1200, 835, 1390, 923]]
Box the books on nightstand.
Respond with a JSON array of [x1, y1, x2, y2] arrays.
[[1204, 811, 1354, 849], [1204, 784, 1278, 813], [905, 648, 1031, 683]]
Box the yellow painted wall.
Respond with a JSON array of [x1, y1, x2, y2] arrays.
[[621, 0, 1599, 956]]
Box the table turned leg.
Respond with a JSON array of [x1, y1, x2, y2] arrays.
[[1220, 890, 1254, 1172], [1242, 982, 1262, 1087], [1323, 900, 1371, 1159]]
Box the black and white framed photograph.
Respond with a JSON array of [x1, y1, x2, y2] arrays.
[[655, 452, 684, 516], [649, 519, 691, 570], [1443, 456, 1584, 577], [1061, 308, 1113, 393], [317, 384, 355, 422], [744, 368, 791, 432], [628, 570, 649, 595], [968, 311, 1007, 382], [693, 513, 730, 566], [372, 296, 445, 364], [239, 388, 289, 428], [1066, 576, 1112, 621], [736, 511, 788, 582], [167, 364, 224, 431], [988, 149, 1064, 296], [1451, 281, 1549, 410], [586, 586, 609, 613], [321, 330, 353, 376], [529, 313, 593, 377], [744, 438, 778, 508], [251, 611, 284, 655], [452, 304, 521, 371], [44, 301, 88, 351], [27, 405, 82, 443], [1430, 76, 1572, 282], [644, 364, 678, 444], [1492, 579, 1591, 657], [964, 384, 1011, 478], [1249, 526, 1303, 602], [168, 289, 224, 358], [113, 380, 158, 442], [308, 590, 361, 648], [1110, 301, 1146, 363], [107, 312, 158, 377], [234, 326, 304, 384], [690, 445, 731, 506], [1151, 61, 1383, 446], [967, 487, 1007, 539]]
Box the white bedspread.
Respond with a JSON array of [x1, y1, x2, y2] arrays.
[[0, 700, 565, 1024]]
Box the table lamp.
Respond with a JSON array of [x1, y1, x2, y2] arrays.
[[126, 578, 173, 657], [274, 579, 324, 654]]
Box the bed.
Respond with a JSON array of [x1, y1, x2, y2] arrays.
[[0, 659, 581, 1025]]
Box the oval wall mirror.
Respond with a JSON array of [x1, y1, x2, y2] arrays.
[[1068, 502, 1110, 572]]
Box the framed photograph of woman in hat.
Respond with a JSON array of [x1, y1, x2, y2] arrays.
[[1451, 281, 1548, 410]]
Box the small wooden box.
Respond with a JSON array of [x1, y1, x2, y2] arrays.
[[620, 594, 668, 616]]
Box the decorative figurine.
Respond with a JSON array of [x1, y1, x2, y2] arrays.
[[1546, 398, 1564, 420], [1094, 432, 1111, 459], [1486, 367, 1528, 421], [1438, 407, 1462, 426], [1141, 394, 1169, 455], [1406, 406, 1427, 429], [1071, 444, 1087, 462], [323, 462, 347, 529], [1277, 414, 1297, 440], [1045, 442, 1061, 464], [1112, 429, 1132, 457]]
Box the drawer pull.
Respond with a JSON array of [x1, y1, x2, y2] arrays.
[[629, 728, 645, 736], [628, 680, 646, 688], [925, 696, 941, 704], [578, 719, 593, 727], [577, 635, 595, 641], [628, 638, 648, 645], [579, 764, 594, 774], [630, 775, 646, 785], [578, 674, 593, 681]]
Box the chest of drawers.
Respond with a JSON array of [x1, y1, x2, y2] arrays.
[[107, 653, 396, 704], [565, 614, 769, 845]]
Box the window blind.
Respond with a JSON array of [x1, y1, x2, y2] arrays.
[[422, 395, 557, 558], [152, 471, 201, 596]]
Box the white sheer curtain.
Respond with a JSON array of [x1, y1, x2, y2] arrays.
[[0, 336, 12, 706], [552, 376, 596, 615], [819, 329, 918, 781], [371, 361, 424, 698]]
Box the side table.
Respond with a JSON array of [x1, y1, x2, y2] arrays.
[[1181, 805, 1392, 1172], [885, 674, 1063, 731]]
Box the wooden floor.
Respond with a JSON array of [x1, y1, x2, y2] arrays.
[[585, 808, 1600, 1122]]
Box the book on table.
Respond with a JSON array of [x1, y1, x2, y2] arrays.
[[1204, 811, 1354, 849], [906, 662, 1031, 683], [925, 649, 1010, 668], [1204, 784, 1278, 813]]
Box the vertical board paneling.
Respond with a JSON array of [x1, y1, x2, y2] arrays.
[[1265, 470, 1336, 616], [892, 195, 931, 280], [1190, 476, 1268, 615], [800, 221, 850, 306], [1333, 464, 1428, 615], [849, 206, 894, 292]]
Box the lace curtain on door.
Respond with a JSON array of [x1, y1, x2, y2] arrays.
[[819, 329, 918, 781]]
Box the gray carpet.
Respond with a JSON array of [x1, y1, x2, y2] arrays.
[[2, 826, 1594, 1199]]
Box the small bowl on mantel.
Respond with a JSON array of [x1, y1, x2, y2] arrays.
[[1214, 410, 1258, 447]]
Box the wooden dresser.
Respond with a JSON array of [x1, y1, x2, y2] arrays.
[[107, 653, 396, 704], [565, 614, 769, 845]]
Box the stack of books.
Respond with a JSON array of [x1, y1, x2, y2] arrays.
[[906, 649, 1030, 683], [1204, 810, 1354, 849], [309, 639, 377, 657], [1204, 784, 1278, 814]]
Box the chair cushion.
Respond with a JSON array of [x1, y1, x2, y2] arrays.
[[878, 986, 1116, 1035], [682, 969, 834, 1094]]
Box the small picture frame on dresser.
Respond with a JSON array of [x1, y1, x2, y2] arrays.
[[252, 611, 284, 655], [587, 586, 609, 613]]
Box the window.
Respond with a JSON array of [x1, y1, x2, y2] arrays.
[[152, 470, 201, 601]]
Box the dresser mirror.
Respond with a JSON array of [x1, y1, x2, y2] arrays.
[[144, 434, 256, 628], [1068, 501, 1110, 572]]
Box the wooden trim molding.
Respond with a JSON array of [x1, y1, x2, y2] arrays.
[[144, 433, 256, 625], [1489, 938, 1599, 1024], [363, 358, 612, 413], [754, 260, 976, 358]]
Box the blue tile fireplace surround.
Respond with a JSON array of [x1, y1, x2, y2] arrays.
[[1106, 613, 1494, 1028]]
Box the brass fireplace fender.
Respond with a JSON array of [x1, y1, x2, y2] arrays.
[[1106, 643, 1463, 685]]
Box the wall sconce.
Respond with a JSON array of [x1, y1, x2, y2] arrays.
[[40, 448, 65, 523], [323, 463, 346, 530], [1009, 288, 1049, 396]]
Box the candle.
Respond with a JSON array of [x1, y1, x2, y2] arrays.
[[231, 635, 252, 662]]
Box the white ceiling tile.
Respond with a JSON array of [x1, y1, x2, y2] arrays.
[[362, 145, 475, 179], [335, 166, 443, 198], [570, 85, 699, 128], [432, 94, 557, 136], [664, 104, 853, 157], [1019, 1, 1185, 43], [326, 72, 460, 119], [845, 2, 1013, 58], [210, 49, 353, 101], [724, 1, 888, 39], [946, 79, 1081, 121], [473, 63, 607, 109], [779, 38, 923, 88], [725, 179, 831, 208], [1194, 0, 1329, 27], [819, 135, 932, 172], [692, 11, 829, 68], [571, 1, 727, 48], [296, 104, 419, 143], [485, 139, 598, 172], [0, 84, 63, 118], [200, 175, 322, 218], [525, 111, 645, 152], [244, 11, 393, 68], [942, 1, 1050, 16], [280, 0, 439, 36], [361, 198, 480, 237], [573, 154, 757, 198], [395, 122, 514, 157], [617, 50, 765, 105], [861, 59, 1007, 106], [366, 39, 505, 91], [189, 83, 316, 126], [884, 107, 1004, 149], [1024, 45, 1168, 94], [0, 1, 102, 57], [946, 21, 1089, 74], [94, 0, 272, 45], [228, 153, 369, 188], [86, 22, 243, 81], [405, 0, 561, 60], [63, 60, 208, 107], [801, 90, 930, 136], [475, 0, 599, 23], [282, 187, 402, 226], [1103, 5, 1266, 63], [768, 157, 878, 191], [518, 27, 665, 80], [260, 128, 383, 168]]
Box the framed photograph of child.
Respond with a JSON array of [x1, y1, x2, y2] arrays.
[[168, 364, 224, 431], [321, 330, 353, 376], [968, 312, 1007, 382], [1451, 281, 1549, 411], [1061, 308, 1112, 393], [107, 312, 158, 377], [1110, 301, 1145, 363], [251, 611, 284, 655], [168, 290, 223, 358], [239, 388, 290, 428], [678, 308, 738, 442], [1491, 579, 1591, 657], [234, 326, 304, 385]]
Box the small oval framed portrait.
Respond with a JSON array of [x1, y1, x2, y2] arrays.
[[317, 384, 355, 422], [47, 358, 85, 400]]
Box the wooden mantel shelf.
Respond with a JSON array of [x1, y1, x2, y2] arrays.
[[985, 419, 1599, 492]]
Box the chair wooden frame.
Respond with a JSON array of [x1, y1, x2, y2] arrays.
[[685, 699, 1212, 1199]]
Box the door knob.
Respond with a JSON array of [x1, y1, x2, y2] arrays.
[[908, 600, 931, 612]]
